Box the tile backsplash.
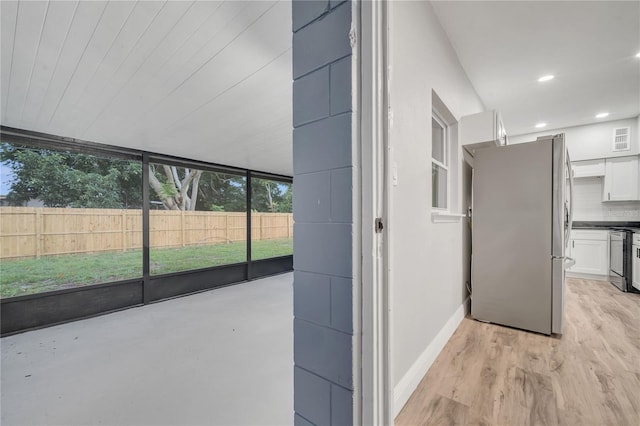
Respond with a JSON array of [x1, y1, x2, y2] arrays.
[[572, 177, 640, 221]]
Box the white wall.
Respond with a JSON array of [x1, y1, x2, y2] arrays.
[[509, 117, 639, 161], [387, 1, 484, 415]]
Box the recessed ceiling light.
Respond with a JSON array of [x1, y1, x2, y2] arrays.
[[538, 75, 554, 82], [535, 122, 547, 128], [595, 112, 609, 119], [636, 52, 640, 58]]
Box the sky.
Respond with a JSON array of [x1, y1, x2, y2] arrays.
[[0, 161, 14, 196]]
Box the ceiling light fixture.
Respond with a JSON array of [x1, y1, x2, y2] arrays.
[[595, 112, 609, 119], [636, 52, 640, 58], [537, 75, 554, 82], [535, 122, 547, 128]]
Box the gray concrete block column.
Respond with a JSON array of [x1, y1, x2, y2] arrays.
[[292, 0, 354, 425]]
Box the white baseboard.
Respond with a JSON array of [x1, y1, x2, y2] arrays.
[[393, 299, 467, 417], [566, 272, 609, 282]]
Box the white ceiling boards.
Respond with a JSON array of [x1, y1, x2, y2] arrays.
[[0, 1, 293, 175], [3, 1, 639, 174], [431, 1, 640, 136]]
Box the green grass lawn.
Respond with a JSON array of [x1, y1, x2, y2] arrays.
[[0, 239, 293, 298]]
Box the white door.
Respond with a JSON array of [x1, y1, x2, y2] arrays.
[[604, 157, 639, 201]]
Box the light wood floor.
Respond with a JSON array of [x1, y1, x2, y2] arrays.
[[395, 278, 640, 426]]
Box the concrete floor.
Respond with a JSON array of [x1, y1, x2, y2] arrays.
[[1, 273, 293, 426]]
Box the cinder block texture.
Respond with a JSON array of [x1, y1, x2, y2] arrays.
[[294, 319, 353, 389], [293, 114, 352, 175], [294, 272, 331, 326], [292, 0, 353, 423], [293, 171, 331, 223], [293, 68, 330, 127], [330, 167, 352, 222], [331, 384, 354, 425], [330, 0, 347, 9], [292, 0, 329, 31], [294, 366, 331, 425], [330, 276, 352, 333], [294, 413, 315, 426], [293, 223, 353, 278], [293, 273, 352, 333], [293, 2, 351, 78], [330, 57, 352, 115]]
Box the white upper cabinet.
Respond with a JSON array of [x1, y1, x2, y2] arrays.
[[460, 110, 507, 156], [571, 159, 605, 178], [602, 156, 639, 201]]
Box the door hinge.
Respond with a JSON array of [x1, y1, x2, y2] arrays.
[[375, 218, 384, 233]]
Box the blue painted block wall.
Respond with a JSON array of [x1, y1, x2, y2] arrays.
[[292, 0, 353, 424]]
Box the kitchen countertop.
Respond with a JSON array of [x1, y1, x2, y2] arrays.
[[572, 221, 640, 230]]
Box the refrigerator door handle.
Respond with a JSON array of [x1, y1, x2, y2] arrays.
[[565, 256, 575, 268], [566, 149, 574, 247]]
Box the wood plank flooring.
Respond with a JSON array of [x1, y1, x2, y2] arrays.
[[395, 278, 640, 426]]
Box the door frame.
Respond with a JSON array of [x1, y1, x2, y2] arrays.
[[356, 0, 393, 423]]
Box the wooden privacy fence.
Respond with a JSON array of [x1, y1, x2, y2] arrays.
[[0, 207, 293, 260]]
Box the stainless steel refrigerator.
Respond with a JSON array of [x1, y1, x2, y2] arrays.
[[471, 134, 574, 335]]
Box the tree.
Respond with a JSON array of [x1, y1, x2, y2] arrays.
[[148, 166, 247, 212], [251, 179, 291, 213], [277, 184, 292, 213], [1, 142, 290, 214], [148, 164, 202, 210], [0, 142, 142, 208], [196, 172, 246, 212]]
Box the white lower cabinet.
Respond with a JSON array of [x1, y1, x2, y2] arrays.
[[568, 230, 609, 276]]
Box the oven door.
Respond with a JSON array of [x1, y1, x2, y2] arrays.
[[609, 231, 625, 291]]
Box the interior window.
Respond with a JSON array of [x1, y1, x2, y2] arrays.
[[432, 114, 449, 209]]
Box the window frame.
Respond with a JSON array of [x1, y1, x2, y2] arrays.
[[431, 110, 450, 211]]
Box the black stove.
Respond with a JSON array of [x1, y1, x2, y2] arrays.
[[608, 227, 639, 293]]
